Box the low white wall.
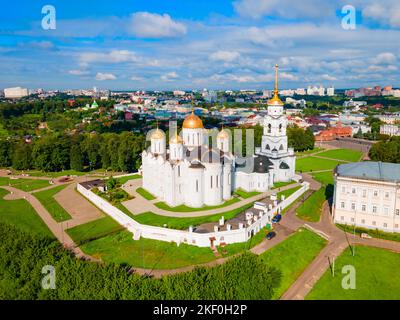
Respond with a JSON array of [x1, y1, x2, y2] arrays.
[[77, 181, 309, 248]]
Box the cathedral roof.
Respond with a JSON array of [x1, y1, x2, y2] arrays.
[[183, 111, 204, 129], [236, 155, 273, 174], [150, 128, 165, 140], [201, 149, 221, 163], [217, 128, 230, 139], [189, 161, 205, 169]]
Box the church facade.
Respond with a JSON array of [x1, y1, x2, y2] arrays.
[[141, 65, 296, 208]]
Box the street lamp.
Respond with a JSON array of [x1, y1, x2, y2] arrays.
[[353, 208, 356, 256]]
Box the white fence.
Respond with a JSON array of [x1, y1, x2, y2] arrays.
[[77, 181, 309, 248]]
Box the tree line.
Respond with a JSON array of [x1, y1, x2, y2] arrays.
[[0, 132, 145, 173], [0, 222, 281, 300], [369, 136, 400, 163]]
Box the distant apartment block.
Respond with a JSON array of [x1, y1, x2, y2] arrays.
[[343, 99, 367, 108], [4, 87, 28, 99], [380, 124, 400, 136], [307, 86, 325, 96], [376, 114, 400, 124], [333, 162, 400, 233], [327, 87, 335, 96]]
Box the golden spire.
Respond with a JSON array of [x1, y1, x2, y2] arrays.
[[267, 64, 284, 106], [274, 64, 279, 96]]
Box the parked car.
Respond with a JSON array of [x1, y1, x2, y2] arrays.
[[272, 214, 282, 223], [361, 233, 372, 239], [266, 231, 276, 240]]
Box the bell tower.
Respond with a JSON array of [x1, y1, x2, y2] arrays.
[[261, 65, 288, 156]]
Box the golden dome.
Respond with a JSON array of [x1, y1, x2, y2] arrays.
[[217, 129, 230, 139], [267, 94, 284, 106], [170, 133, 183, 144], [183, 111, 204, 129], [150, 128, 165, 140]]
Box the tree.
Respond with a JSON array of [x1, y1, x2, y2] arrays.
[[70, 143, 84, 172], [287, 125, 315, 151], [369, 137, 400, 163], [0, 140, 12, 167], [12, 141, 32, 170]]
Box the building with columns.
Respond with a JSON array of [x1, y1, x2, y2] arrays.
[[141, 65, 296, 208], [333, 162, 400, 233]]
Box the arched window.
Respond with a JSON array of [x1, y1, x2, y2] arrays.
[[279, 124, 282, 133], [268, 124, 271, 133], [279, 144, 284, 150], [266, 144, 270, 150]]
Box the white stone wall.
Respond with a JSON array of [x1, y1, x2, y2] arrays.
[[77, 181, 309, 248]]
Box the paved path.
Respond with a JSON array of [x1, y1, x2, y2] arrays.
[[280, 200, 400, 300], [54, 181, 104, 229], [121, 178, 301, 217], [0, 186, 93, 260]]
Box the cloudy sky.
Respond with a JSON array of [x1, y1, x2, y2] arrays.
[[1, 0, 400, 90]]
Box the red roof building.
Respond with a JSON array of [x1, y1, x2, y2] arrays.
[[315, 123, 352, 141]]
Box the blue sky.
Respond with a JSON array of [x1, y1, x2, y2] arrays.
[[1, 0, 400, 90]]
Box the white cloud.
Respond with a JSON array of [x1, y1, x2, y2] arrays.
[[95, 72, 116, 81], [233, 0, 336, 19], [209, 50, 240, 62], [130, 76, 143, 81], [80, 50, 138, 65], [372, 52, 397, 65], [320, 74, 338, 81], [68, 69, 90, 76], [160, 71, 178, 81], [129, 12, 187, 38], [363, 1, 400, 27]]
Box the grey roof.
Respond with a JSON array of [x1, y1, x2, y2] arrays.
[[236, 155, 273, 174], [336, 161, 400, 182]]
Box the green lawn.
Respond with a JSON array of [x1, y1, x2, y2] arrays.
[[0, 188, 54, 238], [296, 157, 345, 173], [271, 180, 296, 189], [336, 223, 400, 243], [136, 187, 156, 200], [117, 174, 141, 185], [80, 230, 216, 269], [234, 188, 261, 199], [66, 216, 122, 245], [277, 185, 302, 200], [133, 203, 254, 230], [295, 147, 324, 156], [316, 148, 363, 162], [218, 227, 269, 257], [311, 171, 334, 185], [155, 197, 241, 212], [34, 185, 71, 222], [307, 246, 400, 300], [260, 228, 327, 299], [16, 169, 87, 178], [296, 187, 327, 222], [0, 177, 51, 192]]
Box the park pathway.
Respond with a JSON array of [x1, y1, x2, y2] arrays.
[[280, 200, 400, 300], [121, 179, 301, 217], [0, 186, 95, 261]]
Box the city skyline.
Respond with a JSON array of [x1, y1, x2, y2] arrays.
[[1, 0, 400, 90]]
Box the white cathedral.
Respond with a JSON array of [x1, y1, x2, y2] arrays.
[[141, 65, 296, 208]]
